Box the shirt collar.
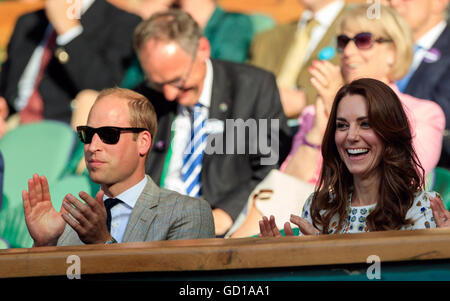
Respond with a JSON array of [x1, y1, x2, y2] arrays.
[[416, 21, 447, 50], [180, 58, 213, 114], [298, 0, 345, 28], [103, 176, 148, 209], [198, 58, 213, 108]]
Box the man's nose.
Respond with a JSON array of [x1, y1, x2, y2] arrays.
[[87, 133, 103, 152], [163, 85, 180, 101]]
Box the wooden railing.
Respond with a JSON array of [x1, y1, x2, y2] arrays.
[[1, 228, 449, 279]]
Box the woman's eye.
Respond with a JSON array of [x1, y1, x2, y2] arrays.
[[336, 122, 347, 129], [360, 121, 371, 128]]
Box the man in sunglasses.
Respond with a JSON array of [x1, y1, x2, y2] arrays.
[[389, 0, 450, 168], [133, 10, 291, 237], [23, 88, 215, 247]]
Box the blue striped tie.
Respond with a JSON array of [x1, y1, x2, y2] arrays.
[[181, 103, 207, 197]]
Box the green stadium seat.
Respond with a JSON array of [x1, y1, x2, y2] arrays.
[[0, 121, 76, 211], [0, 173, 99, 248], [428, 167, 450, 210]]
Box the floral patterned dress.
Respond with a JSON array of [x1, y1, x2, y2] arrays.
[[301, 191, 438, 234]]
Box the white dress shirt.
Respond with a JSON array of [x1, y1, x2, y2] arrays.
[[411, 21, 447, 74], [103, 176, 148, 243], [14, 0, 95, 111], [163, 59, 213, 195], [297, 0, 345, 64]]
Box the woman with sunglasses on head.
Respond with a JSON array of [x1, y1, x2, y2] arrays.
[[281, 4, 445, 186], [260, 78, 441, 237]]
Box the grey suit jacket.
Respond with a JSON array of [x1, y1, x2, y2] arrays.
[[57, 176, 215, 246]]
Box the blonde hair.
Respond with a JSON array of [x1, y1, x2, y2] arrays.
[[337, 4, 414, 81]]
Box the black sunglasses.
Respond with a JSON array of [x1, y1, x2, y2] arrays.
[[76, 126, 148, 144], [337, 32, 392, 52]]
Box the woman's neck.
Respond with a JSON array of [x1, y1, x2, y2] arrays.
[[352, 173, 381, 206]]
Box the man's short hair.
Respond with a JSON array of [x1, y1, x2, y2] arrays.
[[96, 87, 157, 148], [133, 9, 203, 55]]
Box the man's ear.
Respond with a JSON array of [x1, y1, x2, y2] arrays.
[[197, 36, 211, 61], [138, 131, 152, 157]]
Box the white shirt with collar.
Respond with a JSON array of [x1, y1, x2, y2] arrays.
[[297, 0, 345, 65], [411, 20, 447, 74], [103, 176, 148, 243], [14, 0, 95, 111], [163, 58, 213, 195]]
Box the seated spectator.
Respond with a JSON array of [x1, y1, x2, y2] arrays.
[[23, 87, 214, 247], [72, 0, 273, 133], [389, 0, 450, 168], [229, 4, 445, 238], [0, 0, 141, 137], [116, 0, 272, 89], [283, 4, 445, 181], [133, 10, 291, 236], [248, 0, 349, 118], [259, 78, 438, 237]]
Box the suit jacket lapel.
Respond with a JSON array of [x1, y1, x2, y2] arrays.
[[272, 23, 298, 76], [203, 60, 232, 175], [122, 175, 159, 242], [296, 5, 347, 105], [13, 11, 49, 95], [209, 60, 232, 121], [407, 25, 450, 92], [79, 0, 108, 35]]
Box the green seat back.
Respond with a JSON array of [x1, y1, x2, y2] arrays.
[[0, 121, 76, 211], [0, 174, 99, 248], [432, 167, 450, 210], [51, 174, 100, 210], [249, 13, 275, 35]]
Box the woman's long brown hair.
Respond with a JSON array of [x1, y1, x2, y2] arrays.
[[311, 78, 424, 233]]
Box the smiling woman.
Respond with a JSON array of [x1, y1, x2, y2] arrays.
[[281, 3, 445, 183], [309, 78, 430, 233], [259, 78, 441, 238], [334, 94, 384, 180]]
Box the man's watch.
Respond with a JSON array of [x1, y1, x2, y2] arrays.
[[104, 237, 117, 244]]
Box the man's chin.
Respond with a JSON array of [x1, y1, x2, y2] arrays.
[[177, 98, 198, 107], [87, 169, 104, 184], [176, 90, 199, 107]]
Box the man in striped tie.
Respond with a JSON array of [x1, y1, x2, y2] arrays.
[[134, 10, 291, 236]]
